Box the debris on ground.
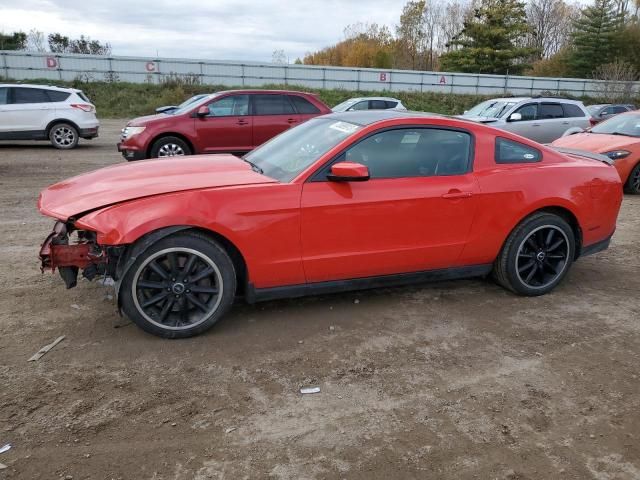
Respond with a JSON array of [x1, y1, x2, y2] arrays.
[[98, 277, 116, 287], [300, 387, 321, 395], [354, 299, 360, 304], [0, 463, 6, 470], [28, 336, 65, 362], [0, 444, 10, 454], [329, 325, 335, 332], [225, 427, 237, 434], [70, 304, 81, 310]]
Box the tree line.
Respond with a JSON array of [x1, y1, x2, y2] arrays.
[[0, 29, 111, 55], [299, 0, 640, 81]]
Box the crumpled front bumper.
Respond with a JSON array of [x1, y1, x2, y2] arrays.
[[40, 221, 107, 288]]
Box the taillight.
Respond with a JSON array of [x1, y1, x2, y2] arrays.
[[71, 104, 95, 113]]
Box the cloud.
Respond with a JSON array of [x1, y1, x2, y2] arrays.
[[0, 0, 404, 61]]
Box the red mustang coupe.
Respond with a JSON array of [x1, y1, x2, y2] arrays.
[[39, 111, 622, 338]]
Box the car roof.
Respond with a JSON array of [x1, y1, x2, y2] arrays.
[[322, 109, 442, 126], [343, 97, 402, 102], [0, 83, 81, 93], [213, 89, 318, 96]]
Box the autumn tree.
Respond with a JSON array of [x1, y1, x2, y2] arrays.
[[440, 0, 536, 74], [395, 0, 427, 69], [526, 0, 580, 59]]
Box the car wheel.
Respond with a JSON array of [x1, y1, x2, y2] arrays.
[[624, 163, 640, 194], [150, 136, 191, 158], [119, 232, 236, 338], [49, 123, 79, 149], [493, 212, 575, 296]]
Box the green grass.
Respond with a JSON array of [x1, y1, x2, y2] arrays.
[[1, 78, 494, 118], [0, 77, 608, 118]]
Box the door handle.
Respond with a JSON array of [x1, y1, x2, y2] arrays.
[[532, 123, 541, 127], [442, 190, 473, 199], [286, 118, 298, 124], [562, 121, 570, 125], [236, 120, 248, 125]]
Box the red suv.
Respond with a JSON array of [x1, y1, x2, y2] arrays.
[[117, 90, 331, 160]]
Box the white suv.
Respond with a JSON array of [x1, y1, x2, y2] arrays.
[[0, 84, 99, 149]]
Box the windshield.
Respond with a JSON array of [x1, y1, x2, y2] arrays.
[[244, 118, 362, 182], [170, 93, 218, 115], [587, 104, 606, 115], [464, 100, 518, 118], [591, 113, 640, 137], [332, 99, 360, 112]]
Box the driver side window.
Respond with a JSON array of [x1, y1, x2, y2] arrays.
[[343, 128, 472, 179], [513, 103, 538, 121], [207, 95, 249, 117]]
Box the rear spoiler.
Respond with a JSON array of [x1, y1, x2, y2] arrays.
[[550, 147, 614, 166]]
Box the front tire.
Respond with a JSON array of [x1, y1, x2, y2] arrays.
[[624, 163, 640, 194], [49, 123, 79, 149], [120, 232, 236, 338], [493, 213, 575, 296], [150, 136, 192, 158]]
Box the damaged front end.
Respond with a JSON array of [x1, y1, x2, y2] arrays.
[[39, 221, 121, 289]]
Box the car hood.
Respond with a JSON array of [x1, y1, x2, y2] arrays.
[[552, 132, 638, 153], [127, 113, 171, 126], [38, 154, 276, 221]]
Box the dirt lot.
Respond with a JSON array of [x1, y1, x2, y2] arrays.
[[1, 119, 639, 480]]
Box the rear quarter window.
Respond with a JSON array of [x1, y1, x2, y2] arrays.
[[495, 137, 541, 164], [47, 90, 71, 102]]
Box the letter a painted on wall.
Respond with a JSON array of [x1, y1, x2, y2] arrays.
[[46, 57, 57, 69], [439, 75, 447, 85]]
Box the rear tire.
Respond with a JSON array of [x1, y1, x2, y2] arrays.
[[150, 136, 192, 158], [493, 212, 575, 296], [49, 123, 79, 149], [120, 232, 236, 338], [624, 163, 640, 194]]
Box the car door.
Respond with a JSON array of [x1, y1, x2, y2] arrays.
[[194, 94, 252, 153], [4, 87, 51, 134], [502, 103, 541, 141], [536, 102, 567, 143], [300, 126, 479, 283], [0, 87, 12, 134], [251, 94, 300, 147], [287, 94, 322, 124]]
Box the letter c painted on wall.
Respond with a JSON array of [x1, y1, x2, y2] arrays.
[[145, 61, 156, 72]]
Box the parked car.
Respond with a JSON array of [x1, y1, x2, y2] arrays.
[[39, 110, 622, 338], [0, 84, 99, 149], [155, 94, 210, 114], [586, 103, 636, 124], [118, 89, 331, 160], [459, 97, 592, 143], [332, 97, 407, 112], [552, 110, 640, 194]]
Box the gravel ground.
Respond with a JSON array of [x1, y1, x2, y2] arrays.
[[1, 119, 639, 479]]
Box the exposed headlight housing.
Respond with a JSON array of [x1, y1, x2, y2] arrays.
[[604, 150, 630, 160], [121, 126, 146, 140]]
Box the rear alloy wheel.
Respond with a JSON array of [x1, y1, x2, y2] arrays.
[[493, 213, 575, 296], [150, 136, 191, 158], [624, 163, 640, 194], [120, 232, 236, 338], [49, 123, 79, 149]]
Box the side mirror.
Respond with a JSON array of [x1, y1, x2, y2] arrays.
[[327, 162, 370, 182], [508, 112, 522, 122], [196, 105, 210, 117]]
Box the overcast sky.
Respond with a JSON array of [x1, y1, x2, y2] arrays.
[[0, 0, 406, 61]]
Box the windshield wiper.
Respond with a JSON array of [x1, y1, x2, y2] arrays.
[[243, 158, 264, 174]]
